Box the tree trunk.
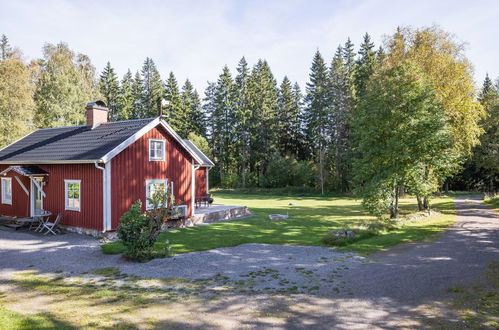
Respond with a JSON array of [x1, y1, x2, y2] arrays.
[[445, 180, 449, 193], [390, 186, 399, 218], [423, 196, 429, 212], [416, 195, 424, 211]]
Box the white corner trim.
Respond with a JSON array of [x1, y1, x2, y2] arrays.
[[64, 179, 81, 211], [148, 138, 166, 161], [104, 162, 112, 231], [14, 176, 29, 196], [95, 161, 112, 232], [191, 160, 195, 216]]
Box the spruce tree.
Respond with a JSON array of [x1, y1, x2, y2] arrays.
[[210, 66, 236, 185], [303, 50, 331, 194], [277, 76, 302, 158], [247, 60, 279, 186], [354, 33, 376, 97], [181, 79, 205, 137], [118, 69, 134, 120], [164, 72, 184, 131], [234, 57, 251, 187], [140, 57, 163, 117], [0, 34, 13, 60], [131, 71, 144, 118], [99, 61, 120, 120]]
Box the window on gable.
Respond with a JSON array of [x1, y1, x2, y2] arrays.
[[65, 180, 81, 211], [146, 179, 167, 210], [1, 177, 12, 205], [149, 139, 165, 161]]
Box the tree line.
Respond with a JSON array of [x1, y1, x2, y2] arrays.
[[0, 26, 497, 218]]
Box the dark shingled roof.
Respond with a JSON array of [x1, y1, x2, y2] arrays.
[[0, 165, 48, 176], [0, 118, 154, 163], [183, 140, 215, 167]]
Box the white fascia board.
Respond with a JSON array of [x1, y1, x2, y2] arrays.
[[99, 117, 206, 166], [157, 119, 205, 165], [101, 118, 160, 163]]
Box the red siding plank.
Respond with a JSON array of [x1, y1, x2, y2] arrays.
[[0, 164, 103, 230], [110, 125, 194, 230]]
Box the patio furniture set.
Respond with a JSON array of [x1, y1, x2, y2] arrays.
[[195, 194, 214, 208], [0, 212, 63, 235]]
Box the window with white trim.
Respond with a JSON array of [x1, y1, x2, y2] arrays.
[[146, 179, 167, 209], [1, 177, 12, 205], [149, 139, 165, 161], [65, 180, 81, 211]]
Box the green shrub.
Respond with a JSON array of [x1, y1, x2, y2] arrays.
[[117, 201, 157, 261], [321, 229, 377, 246]]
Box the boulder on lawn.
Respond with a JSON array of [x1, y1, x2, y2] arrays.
[[269, 214, 289, 220], [333, 230, 356, 238]]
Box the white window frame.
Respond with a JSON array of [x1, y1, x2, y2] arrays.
[[145, 179, 167, 210], [1, 177, 12, 205], [64, 179, 81, 211], [149, 139, 166, 161]]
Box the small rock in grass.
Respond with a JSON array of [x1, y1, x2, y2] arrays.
[[269, 214, 289, 220]]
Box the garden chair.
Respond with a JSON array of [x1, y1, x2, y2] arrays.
[[42, 213, 63, 235], [32, 211, 51, 232]]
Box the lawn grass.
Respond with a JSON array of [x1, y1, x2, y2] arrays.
[[484, 196, 499, 212], [102, 190, 456, 256]]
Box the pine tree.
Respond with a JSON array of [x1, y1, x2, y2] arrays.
[[131, 71, 144, 118], [140, 57, 163, 118], [34, 42, 98, 127], [118, 69, 134, 120], [99, 61, 120, 120], [164, 72, 184, 131], [277, 76, 302, 158], [303, 50, 331, 194], [234, 57, 251, 187], [247, 60, 279, 186], [0, 34, 13, 60]]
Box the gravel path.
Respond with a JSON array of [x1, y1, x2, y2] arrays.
[[0, 195, 497, 329]]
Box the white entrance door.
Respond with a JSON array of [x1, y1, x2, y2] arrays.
[[30, 178, 44, 216]]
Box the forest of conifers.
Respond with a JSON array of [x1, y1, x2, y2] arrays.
[[0, 26, 497, 208]]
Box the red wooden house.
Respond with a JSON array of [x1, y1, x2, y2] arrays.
[[0, 101, 213, 235]]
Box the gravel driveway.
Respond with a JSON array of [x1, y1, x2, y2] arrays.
[[0, 195, 497, 329]]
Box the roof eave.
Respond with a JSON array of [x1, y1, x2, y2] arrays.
[[0, 160, 103, 165]]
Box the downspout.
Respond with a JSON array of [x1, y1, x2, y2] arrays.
[[94, 161, 108, 233]]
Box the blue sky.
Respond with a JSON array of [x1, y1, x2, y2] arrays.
[[1, 0, 498, 92]]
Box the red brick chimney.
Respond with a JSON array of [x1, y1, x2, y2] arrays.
[[86, 101, 108, 129]]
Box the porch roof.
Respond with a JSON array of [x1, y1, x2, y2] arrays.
[[0, 165, 49, 177]]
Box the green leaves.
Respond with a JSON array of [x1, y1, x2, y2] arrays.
[[353, 61, 457, 217]]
